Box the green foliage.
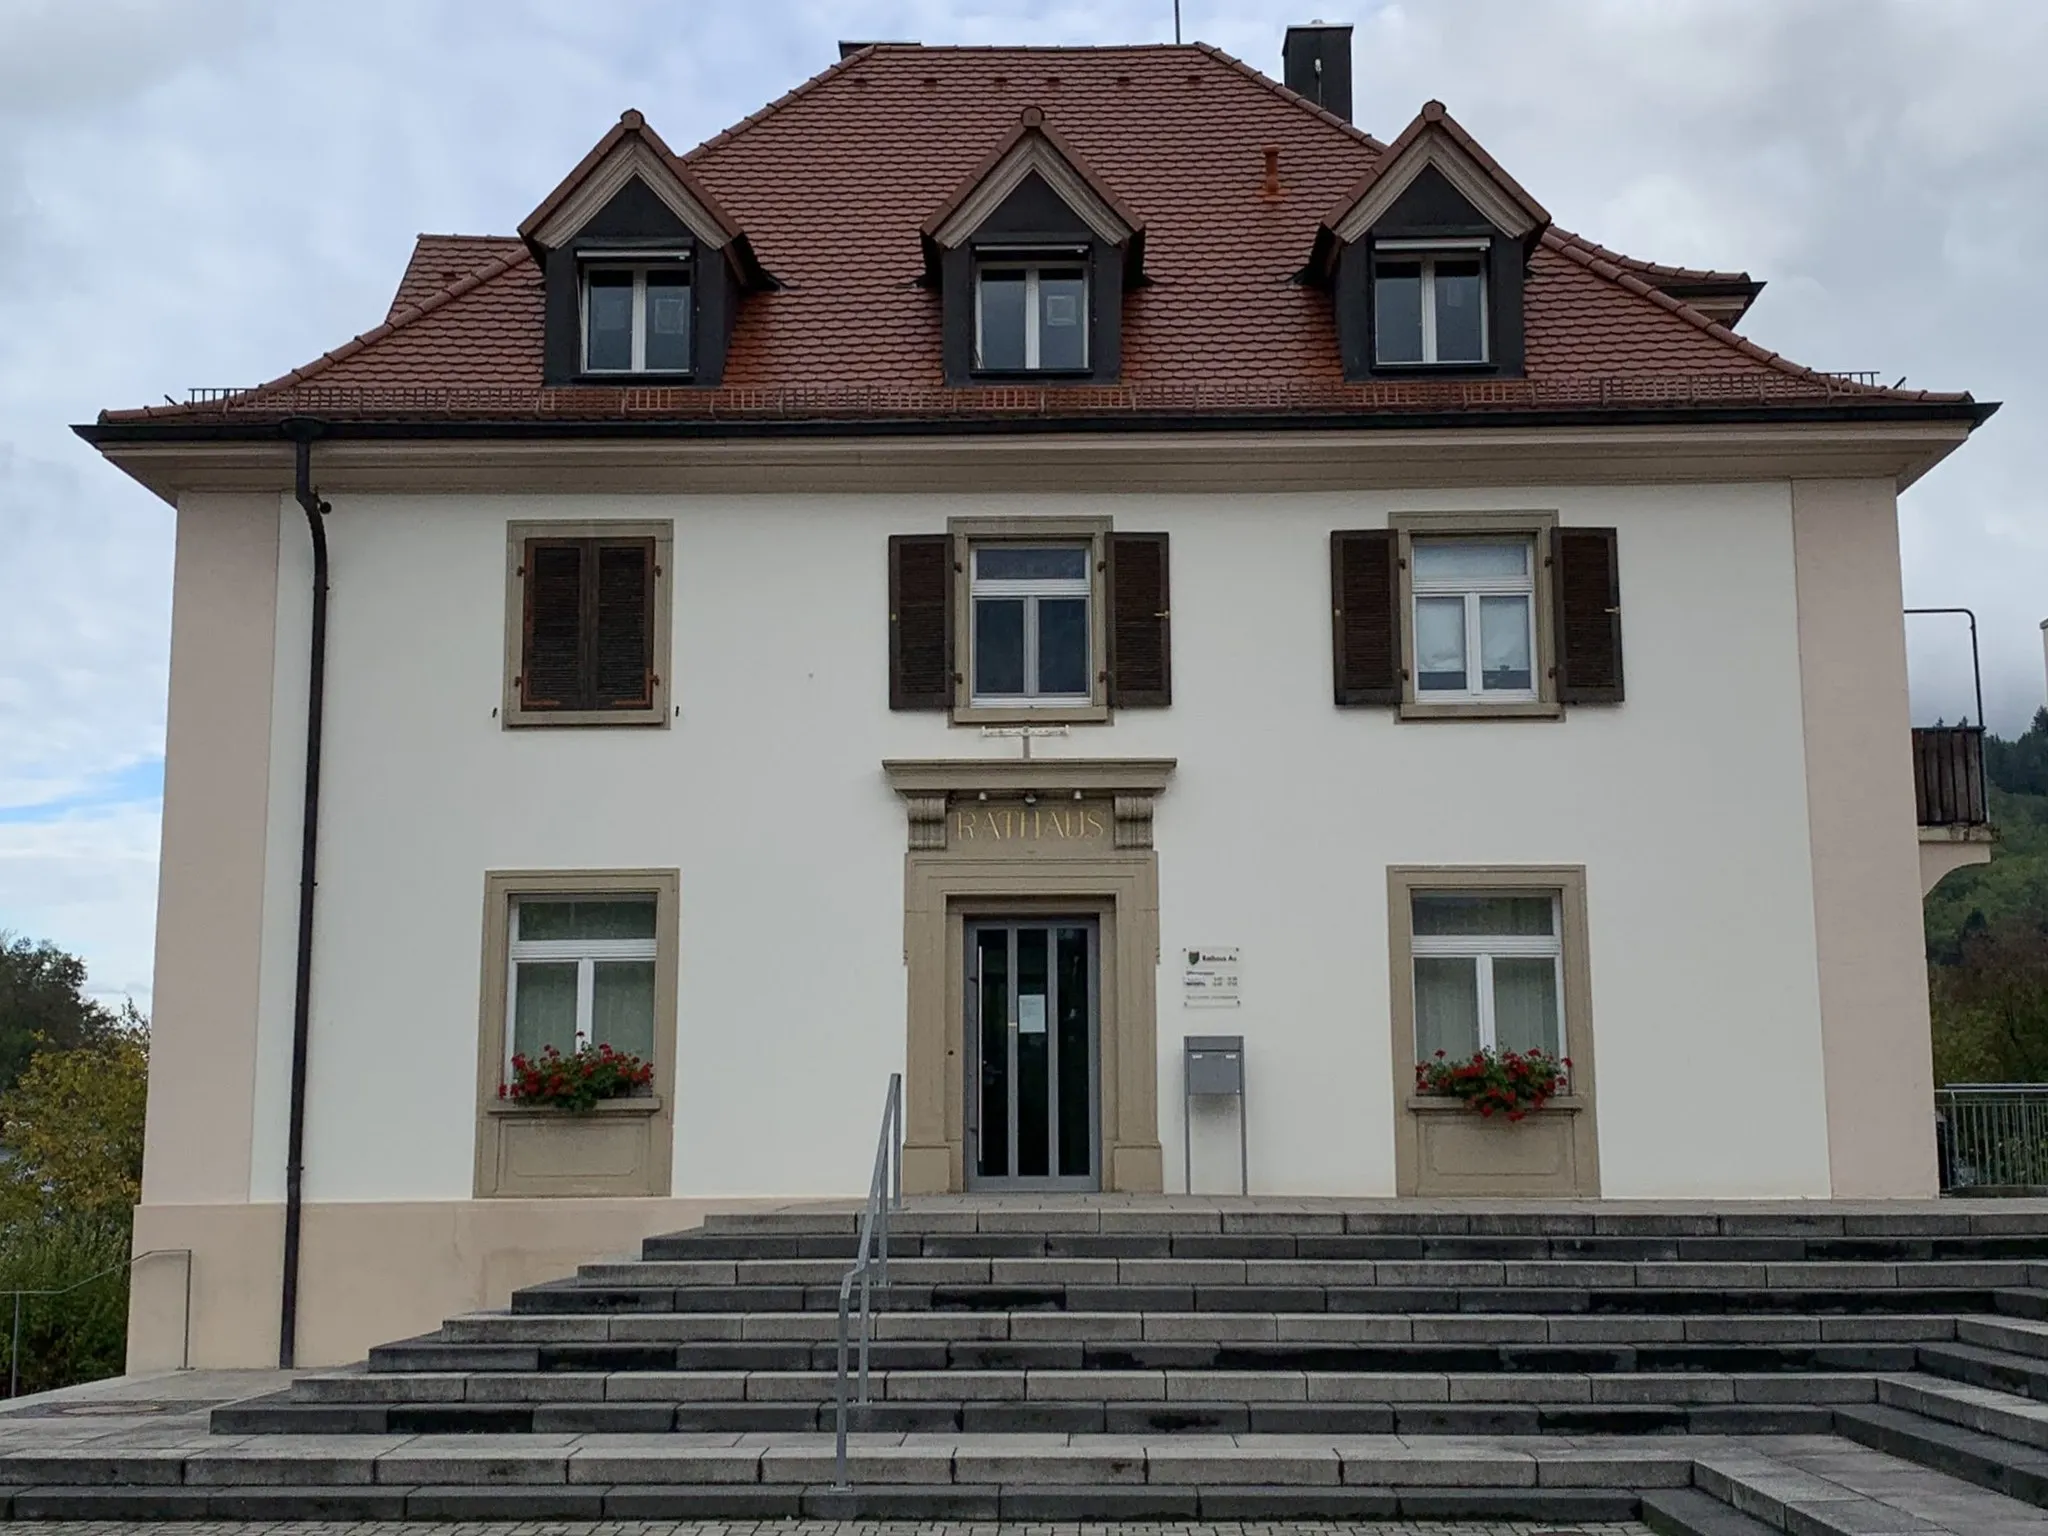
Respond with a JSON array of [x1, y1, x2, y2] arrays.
[[0, 1023, 148, 1223], [0, 934, 124, 1100], [1928, 709, 2048, 1085], [0, 1216, 132, 1396]]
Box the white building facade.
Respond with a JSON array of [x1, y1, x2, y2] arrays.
[[87, 37, 1991, 1368]]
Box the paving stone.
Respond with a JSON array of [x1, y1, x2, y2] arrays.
[[1009, 1310, 1141, 1341], [1165, 1369, 1304, 1402], [1244, 1260, 1379, 1285], [179, 1446, 382, 1485], [991, 1257, 1118, 1284], [1197, 1484, 1401, 1517], [1005, 1482, 1202, 1517], [886, 1369, 1023, 1400], [204, 1484, 413, 1519], [405, 1482, 609, 1518], [1770, 1263, 1898, 1288], [469, 1370, 610, 1403], [1733, 1373, 1878, 1404], [801, 1480, 1002, 1518], [1593, 1373, 1737, 1404], [759, 1443, 954, 1483], [1395, 1485, 1641, 1521], [1533, 1445, 1696, 1487], [372, 1444, 571, 1485], [0, 1449, 190, 1485], [10, 1485, 219, 1519], [292, 1372, 466, 1404], [1277, 1313, 1414, 1342], [1413, 1314, 1549, 1343], [1375, 1261, 1506, 1286], [1448, 1371, 1591, 1403], [1341, 1445, 1537, 1485], [1143, 1311, 1277, 1340], [582, 1260, 736, 1286]]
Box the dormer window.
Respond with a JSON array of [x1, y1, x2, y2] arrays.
[[581, 260, 691, 375], [1374, 241, 1487, 366], [975, 257, 1088, 372]]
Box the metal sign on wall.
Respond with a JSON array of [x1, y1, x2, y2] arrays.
[[1182, 946, 1241, 1007]]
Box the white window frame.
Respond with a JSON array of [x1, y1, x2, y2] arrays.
[[1410, 892, 1565, 1056], [969, 543, 1093, 706], [1410, 536, 1539, 703], [974, 258, 1089, 371], [506, 894, 660, 1069], [579, 257, 691, 375], [1374, 237, 1489, 366]]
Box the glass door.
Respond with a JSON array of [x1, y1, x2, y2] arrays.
[[966, 918, 1098, 1190]]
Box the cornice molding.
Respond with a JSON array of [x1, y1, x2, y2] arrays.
[[97, 419, 1976, 504], [883, 757, 1177, 796]]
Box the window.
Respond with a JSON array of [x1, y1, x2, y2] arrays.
[[1374, 241, 1487, 365], [581, 263, 692, 374], [508, 895, 658, 1067], [504, 521, 671, 728], [475, 868, 678, 1199], [975, 260, 1088, 371], [971, 544, 1092, 704], [1410, 892, 1564, 1063], [1411, 537, 1536, 700]]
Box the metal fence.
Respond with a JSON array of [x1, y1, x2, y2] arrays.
[[1937, 1086, 2048, 1192]]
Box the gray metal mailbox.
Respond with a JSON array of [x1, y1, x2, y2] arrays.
[[1183, 1035, 1247, 1195]]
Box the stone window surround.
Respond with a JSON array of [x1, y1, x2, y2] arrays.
[[1386, 863, 1600, 1197], [1392, 509, 1562, 722], [949, 515, 1112, 726], [885, 757, 1174, 1195], [502, 519, 674, 729], [473, 868, 680, 1198]]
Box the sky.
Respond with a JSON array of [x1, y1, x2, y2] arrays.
[[0, 0, 2043, 1010]]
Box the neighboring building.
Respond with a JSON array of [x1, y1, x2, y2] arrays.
[[83, 28, 1994, 1369]]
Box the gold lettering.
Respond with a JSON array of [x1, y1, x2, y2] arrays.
[[1047, 809, 1070, 838], [954, 811, 976, 840], [1082, 806, 1106, 838]]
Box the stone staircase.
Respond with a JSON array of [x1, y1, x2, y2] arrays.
[[221, 1202, 2042, 1440], [11, 1199, 2048, 1527]]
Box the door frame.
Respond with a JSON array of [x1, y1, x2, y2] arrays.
[[964, 915, 1102, 1192]]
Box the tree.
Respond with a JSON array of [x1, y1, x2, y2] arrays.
[[0, 1017, 148, 1222], [1930, 913, 2048, 1086], [0, 935, 120, 1099]]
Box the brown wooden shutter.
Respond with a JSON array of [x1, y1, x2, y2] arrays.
[[1551, 526, 1624, 704], [1107, 532, 1171, 708], [1331, 529, 1401, 705], [522, 540, 585, 710], [592, 540, 655, 709], [889, 534, 953, 710]]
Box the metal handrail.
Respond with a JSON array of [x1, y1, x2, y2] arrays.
[[2, 1247, 193, 1398], [832, 1073, 903, 1491]]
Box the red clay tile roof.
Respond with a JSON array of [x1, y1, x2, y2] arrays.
[[107, 42, 1970, 425]]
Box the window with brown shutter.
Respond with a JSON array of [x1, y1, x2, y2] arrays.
[[1551, 526, 1624, 704], [1107, 532, 1171, 708], [503, 521, 671, 728], [942, 516, 1114, 724], [1331, 529, 1402, 705], [889, 534, 954, 711]]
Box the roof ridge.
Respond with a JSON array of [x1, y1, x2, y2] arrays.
[[1188, 41, 1385, 151], [1539, 230, 1961, 403], [232, 248, 534, 406], [411, 232, 523, 244]]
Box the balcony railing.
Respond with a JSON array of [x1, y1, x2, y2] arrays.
[[1912, 725, 1987, 827], [1937, 1085, 2048, 1191]]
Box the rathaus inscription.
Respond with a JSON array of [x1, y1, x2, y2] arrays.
[[952, 801, 1109, 843]]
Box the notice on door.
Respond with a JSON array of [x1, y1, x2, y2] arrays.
[[1018, 994, 1048, 1034], [1182, 947, 1241, 1008]]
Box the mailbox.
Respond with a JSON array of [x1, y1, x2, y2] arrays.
[[1183, 1035, 1247, 1195]]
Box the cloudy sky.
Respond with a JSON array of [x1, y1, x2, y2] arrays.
[[1, 0, 2042, 1008]]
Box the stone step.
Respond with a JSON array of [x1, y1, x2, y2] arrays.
[[1641, 1486, 1782, 1536], [1836, 1402, 2048, 1510], [579, 1255, 2039, 1289], [1918, 1339, 2048, 1401], [1879, 1371, 2048, 1453], [1958, 1313, 2048, 1362], [362, 1337, 1921, 1378], [692, 1205, 2048, 1239], [1692, 1439, 2047, 1536], [310, 1363, 1891, 1406], [214, 1391, 1836, 1438], [646, 1229, 2048, 1263], [507, 1279, 2006, 1317], [441, 1306, 1957, 1347]]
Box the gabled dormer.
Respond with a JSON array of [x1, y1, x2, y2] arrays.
[[921, 107, 1143, 386], [521, 110, 773, 387], [1310, 101, 1549, 381]]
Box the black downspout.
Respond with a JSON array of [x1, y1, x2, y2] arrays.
[[279, 425, 330, 1370]]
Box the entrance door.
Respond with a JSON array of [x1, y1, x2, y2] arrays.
[[966, 919, 1099, 1190]]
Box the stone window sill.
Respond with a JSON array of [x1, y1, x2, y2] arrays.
[[953, 703, 1111, 727], [1398, 700, 1564, 723], [486, 1093, 664, 1118], [1406, 1094, 1585, 1114]]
